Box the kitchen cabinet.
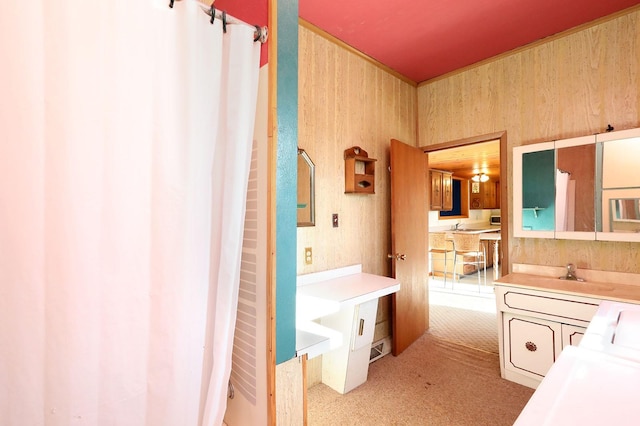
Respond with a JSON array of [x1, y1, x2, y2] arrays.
[[431, 250, 480, 278], [430, 169, 452, 211], [495, 279, 600, 388], [482, 179, 499, 209], [471, 179, 499, 209]]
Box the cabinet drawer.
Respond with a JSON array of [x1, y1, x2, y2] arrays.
[[498, 288, 599, 325], [504, 314, 562, 380]]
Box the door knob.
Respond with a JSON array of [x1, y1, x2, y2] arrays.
[[387, 253, 407, 261]]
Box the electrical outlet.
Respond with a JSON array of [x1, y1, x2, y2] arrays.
[[332, 214, 339, 228], [304, 247, 313, 265]]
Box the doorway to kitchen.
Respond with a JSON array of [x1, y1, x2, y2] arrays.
[[423, 131, 507, 357], [422, 131, 508, 296]]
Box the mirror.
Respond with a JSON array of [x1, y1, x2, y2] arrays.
[[513, 141, 555, 238], [297, 148, 315, 227], [513, 127, 640, 241], [596, 129, 640, 240], [555, 136, 596, 239], [522, 149, 555, 232], [611, 199, 640, 221]]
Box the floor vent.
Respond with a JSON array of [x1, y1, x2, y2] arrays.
[[369, 336, 392, 363]]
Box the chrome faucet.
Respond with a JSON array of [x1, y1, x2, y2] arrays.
[[453, 222, 462, 231], [559, 263, 585, 282]]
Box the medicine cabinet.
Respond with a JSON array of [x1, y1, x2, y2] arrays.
[[513, 127, 640, 242]]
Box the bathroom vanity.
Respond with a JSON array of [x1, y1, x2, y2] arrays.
[[296, 265, 400, 394], [495, 264, 640, 389]]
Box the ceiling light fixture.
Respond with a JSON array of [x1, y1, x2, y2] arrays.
[[472, 173, 489, 182]]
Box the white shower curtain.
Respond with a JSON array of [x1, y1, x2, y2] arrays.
[[0, 1, 260, 425]]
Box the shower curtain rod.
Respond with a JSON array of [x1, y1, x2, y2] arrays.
[[170, 0, 268, 43]]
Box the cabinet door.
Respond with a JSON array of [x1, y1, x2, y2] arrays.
[[503, 313, 562, 381], [430, 170, 443, 210], [482, 180, 497, 209], [442, 172, 453, 211], [561, 324, 586, 349], [351, 298, 378, 351], [344, 299, 379, 393]]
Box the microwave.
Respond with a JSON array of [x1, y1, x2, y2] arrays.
[[490, 215, 501, 226]]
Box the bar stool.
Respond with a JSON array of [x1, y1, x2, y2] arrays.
[[452, 232, 487, 291], [429, 232, 453, 287]]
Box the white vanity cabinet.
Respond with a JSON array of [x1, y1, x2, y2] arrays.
[[296, 265, 400, 394], [320, 298, 378, 394], [496, 280, 600, 388]]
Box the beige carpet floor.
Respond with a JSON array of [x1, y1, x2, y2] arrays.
[[428, 287, 499, 354], [308, 285, 534, 425]]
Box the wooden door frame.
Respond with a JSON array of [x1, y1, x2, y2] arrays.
[[420, 131, 509, 274]]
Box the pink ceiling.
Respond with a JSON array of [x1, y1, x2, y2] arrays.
[[299, 0, 640, 83]]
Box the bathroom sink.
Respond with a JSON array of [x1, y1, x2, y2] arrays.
[[559, 280, 615, 293]]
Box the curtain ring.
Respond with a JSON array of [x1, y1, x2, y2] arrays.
[[253, 25, 261, 42], [222, 11, 227, 33], [210, 5, 215, 24]]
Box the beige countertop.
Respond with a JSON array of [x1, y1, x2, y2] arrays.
[[496, 272, 640, 303], [431, 227, 501, 234], [454, 227, 501, 234]]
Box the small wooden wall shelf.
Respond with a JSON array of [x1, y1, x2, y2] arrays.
[[344, 146, 376, 194]]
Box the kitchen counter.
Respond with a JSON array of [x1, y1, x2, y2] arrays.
[[449, 227, 501, 234]]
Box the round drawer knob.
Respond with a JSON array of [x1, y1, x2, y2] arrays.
[[525, 341, 537, 352]]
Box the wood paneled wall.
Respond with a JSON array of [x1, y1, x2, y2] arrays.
[[418, 8, 640, 273], [298, 23, 417, 387], [297, 24, 417, 276]]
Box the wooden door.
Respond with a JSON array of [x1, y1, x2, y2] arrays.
[[390, 139, 429, 355]]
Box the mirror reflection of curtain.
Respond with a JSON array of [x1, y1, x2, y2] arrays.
[[555, 169, 572, 231], [0, 2, 260, 425]]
